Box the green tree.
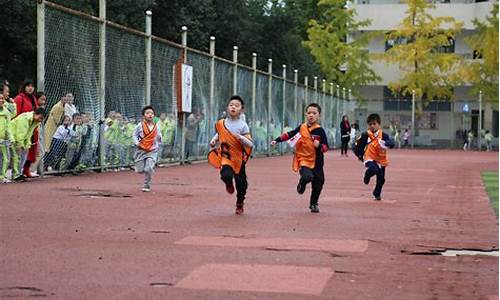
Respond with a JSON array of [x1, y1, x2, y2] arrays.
[[461, 4, 499, 103], [303, 0, 381, 98], [377, 0, 463, 135]]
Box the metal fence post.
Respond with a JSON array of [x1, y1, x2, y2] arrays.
[[98, 0, 106, 171], [294, 69, 298, 124], [209, 36, 215, 147], [251, 53, 257, 139], [233, 46, 238, 94], [281, 64, 286, 155], [330, 83, 334, 129], [321, 79, 326, 125], [145, 10, 152, 105], [267, 58, 273, 157], [37, 0, 46, 176], [313, 76, 318, 104], [304, 76, 308, 105], [180, 26, 188, 164]]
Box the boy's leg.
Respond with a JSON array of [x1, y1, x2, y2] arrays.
[[373, 166, 386, 200], [142, 157, 155, 191], [298, 167, 314, 194], [220, 165, 235, 194], [310, 168, 325, 212], [364, 161, 380, 185], [234, 164, 248, 208]]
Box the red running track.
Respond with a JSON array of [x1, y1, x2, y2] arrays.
[[1, 149, 498, 299]]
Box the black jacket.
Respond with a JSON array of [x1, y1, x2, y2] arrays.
[[340, 121, 351, 136]]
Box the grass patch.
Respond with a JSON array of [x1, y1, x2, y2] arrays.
[[482, 171, 499, 218]]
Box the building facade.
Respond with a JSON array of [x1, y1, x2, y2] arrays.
[[351, 0, 498, 148]]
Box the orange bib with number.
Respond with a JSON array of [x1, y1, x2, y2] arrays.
[[208, 119, 252, 174]]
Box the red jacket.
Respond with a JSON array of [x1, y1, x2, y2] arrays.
[[14, 92, 38, 117]]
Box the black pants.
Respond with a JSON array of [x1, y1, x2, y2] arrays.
[[341, 137, 350, 155], [299, 167, 325, 206], [185, 140, 196, 159], [43, 138, 68, 169], [365, 161, 386, 198], [220, 164, 248, 206]]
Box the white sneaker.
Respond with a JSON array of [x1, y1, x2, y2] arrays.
[[29, 172, 40, 178], [142, 187, 151, 192], [2, 178, 11, 183]]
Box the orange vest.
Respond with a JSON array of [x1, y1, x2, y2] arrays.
[[138, 121, 158, 152], [292, 123, 320, 172], [364, 130, 389, 166], [208, 119, 252, 174]]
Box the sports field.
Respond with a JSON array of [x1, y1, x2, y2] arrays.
[[1, 149, 498, 299]]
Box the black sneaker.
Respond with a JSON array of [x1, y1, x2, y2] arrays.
[[373, 195, 381, 201], [297, 181, 306, 194], [309, 204, 320, 213], [13, 175, 26, 182], [363, 174, 370, 185]]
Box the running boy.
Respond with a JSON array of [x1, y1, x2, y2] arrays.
[[270, 103, 329, 213], [208, 95, 253, 215], [353, 113, 395, 201], [133, 106, 162, 192]]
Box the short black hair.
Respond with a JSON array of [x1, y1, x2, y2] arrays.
[[306, 103, 321, 114], [142, 105, 155, 115], [367, 113, 381, 124], [72, 112, 81, 119], [36, 91, 45, 98], [34, 107, 46, 117], [229, 95, 244, 108]]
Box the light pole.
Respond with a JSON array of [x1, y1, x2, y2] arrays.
[[478, 90, 483, 151], [411, 90, 415, 149]]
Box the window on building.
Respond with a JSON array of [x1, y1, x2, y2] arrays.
[[432, 37, 455, 53], [430, 113, 437, 129], [383, 86, 412, 100], [473, 49, 483, 59], [385, 36, 414, 51]]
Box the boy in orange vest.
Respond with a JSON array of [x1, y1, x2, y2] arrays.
[[208, 95, 253, 215], [271, 103, 329, 213], [133, 106, 162, 192], [353, 113, 395, 201]]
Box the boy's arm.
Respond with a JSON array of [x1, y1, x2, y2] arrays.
[[210, 133, 219, 146], [353, 132, 368, 161], [132, 124, 141, 146], [381, 133, 395, 149], [318, 128, 329, 152], [274, 125, 301, 143], [237, 123, 253, 148], [156, 123, 162, 143]]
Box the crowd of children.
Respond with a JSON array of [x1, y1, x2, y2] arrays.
[[104, 111, 176, 167]]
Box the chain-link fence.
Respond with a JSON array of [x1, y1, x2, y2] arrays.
[[38, 1, 343, 175]]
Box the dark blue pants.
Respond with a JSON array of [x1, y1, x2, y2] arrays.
[[220, 164, 247, 205], [365, 161, 386, 198], [300, 167, 325, 206]]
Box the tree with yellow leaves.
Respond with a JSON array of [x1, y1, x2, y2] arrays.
[[304, 0, 381, 99], [377, 0, 463, 135], [461, 4, 498, 103]]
